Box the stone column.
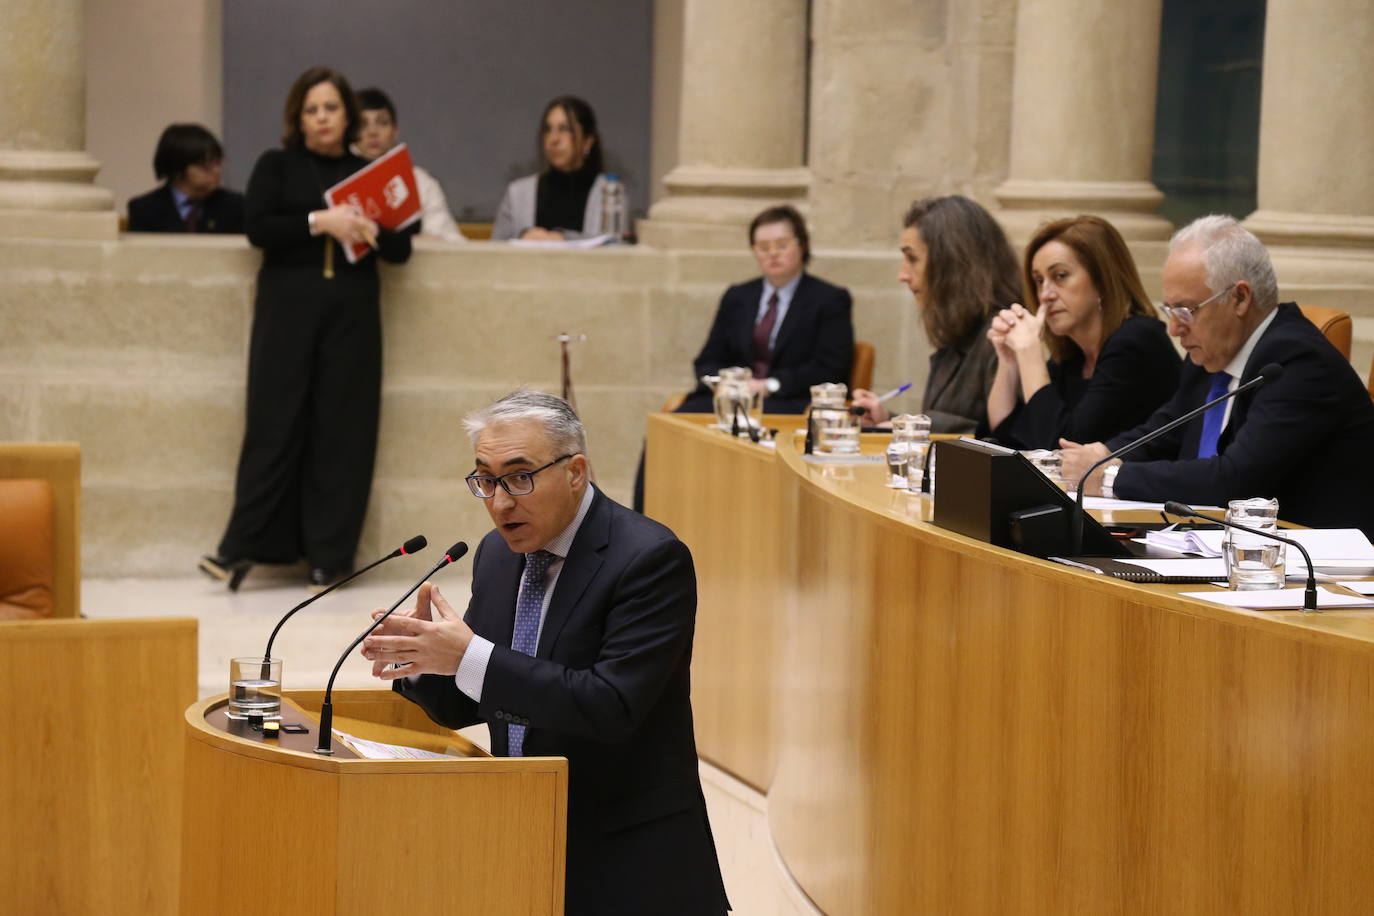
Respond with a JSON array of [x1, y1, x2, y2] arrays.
[[1243, 0, 1374, 321], [993, 0, 1171, 242], [639, 0, 809, 249], [0, 0, 117, 240]]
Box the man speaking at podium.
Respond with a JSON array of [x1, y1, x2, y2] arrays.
[[362, 390, 729, 915]]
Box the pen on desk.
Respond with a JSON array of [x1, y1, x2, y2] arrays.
[[875, 382, 912, 404]]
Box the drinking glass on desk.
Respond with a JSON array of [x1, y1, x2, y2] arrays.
[[1224, 497, 1284, 590], [227, 656, 282, 720], [890, 413, 931, 490]]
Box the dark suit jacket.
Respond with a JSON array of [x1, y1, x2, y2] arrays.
[[1107, 303, 1374, 537], [684, 272, 854, 414], [126, 184, 245, 233], [395, 489, 729, 916], [992, 315, 1181, 449]]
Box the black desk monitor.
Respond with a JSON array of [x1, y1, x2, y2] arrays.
[[931, 439, 1130, 558]]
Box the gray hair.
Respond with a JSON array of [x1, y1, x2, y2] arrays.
[[463, 389, 587, 455], [1169, 214, 1279, 313]]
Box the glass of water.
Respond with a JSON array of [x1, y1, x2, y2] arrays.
[[228, 656, 282, 720], [1224, 497, 1284, 590]]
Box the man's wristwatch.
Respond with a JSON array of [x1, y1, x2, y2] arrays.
[[765, 378, 780, 395], [1101, 462, 1120, 499]]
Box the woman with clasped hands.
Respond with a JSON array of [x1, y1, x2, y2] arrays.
[[200, 66, 412, 593], [852, 195, 1020, 433], [985, 215, 1179, 450]]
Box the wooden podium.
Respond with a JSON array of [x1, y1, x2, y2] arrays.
[[0, 616, 197, 916], [182, 688, 568, 916]]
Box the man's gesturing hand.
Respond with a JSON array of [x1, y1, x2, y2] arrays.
[[362, 582, 474, 679]]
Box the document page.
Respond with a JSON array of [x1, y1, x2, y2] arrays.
[[332, 729, 451, 760]]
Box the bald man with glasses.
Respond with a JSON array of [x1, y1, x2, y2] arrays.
[[1060, 215, 1374, 536], [362, 390, 729, 916]]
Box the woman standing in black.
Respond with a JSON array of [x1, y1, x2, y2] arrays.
[[201, 67, 411, 591]]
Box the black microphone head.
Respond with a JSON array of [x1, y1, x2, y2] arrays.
[[444, 541, 469, 563], [1257, 362, 1283, 383], [401, 535, 427, 555], [1163, 501, 1192, 517]]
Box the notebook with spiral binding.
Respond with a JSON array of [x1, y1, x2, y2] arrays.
[[1050, 557, 1222, 583]]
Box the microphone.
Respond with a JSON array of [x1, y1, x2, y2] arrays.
[[314, 540, 469, 755], [731, 399, 761, 443], [1070, 362, 1283, 554], [1164, 501, 1317, 613], [261, 535, 427, 662]]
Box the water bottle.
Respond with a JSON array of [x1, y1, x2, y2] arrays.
[[600, 173, 627, 242]]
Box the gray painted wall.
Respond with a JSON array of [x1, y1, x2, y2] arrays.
[[222, 1, 653, 222]]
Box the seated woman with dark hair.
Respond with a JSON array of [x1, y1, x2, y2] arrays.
[[491, 96, 620, 241], [127, 123, 245, 233], [986, 215, 1181, 449], [852, 195, 1019, 433]]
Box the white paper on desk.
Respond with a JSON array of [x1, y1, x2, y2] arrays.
[[1117, 557, 1229, 577], [1078, 496, 1224, 512], [1338, 580, 1374, 595], [1179, 586, 1374, 610], [1136, 528, 1374, 566], [507, 233, 615, 249], [332, 730, 450, 760], [1143, 526, 1223, 556]]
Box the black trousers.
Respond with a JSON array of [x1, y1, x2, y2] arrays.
[[218, 266, 381, 572]]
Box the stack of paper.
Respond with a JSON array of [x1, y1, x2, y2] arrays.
[[1179, 586, 1374, 610], [1140, 527, 1374, 567]]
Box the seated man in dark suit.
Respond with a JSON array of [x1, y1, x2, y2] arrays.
[[126, 124, 245, 233], [361, 390, 730, 916], [679, 204, 854, 413], [1061, 214, 1374, 537]]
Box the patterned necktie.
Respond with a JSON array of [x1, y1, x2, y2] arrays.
[[508, 549, 554, 756], [1196, 370, 1232, 459], [752, 291, 780, 380]]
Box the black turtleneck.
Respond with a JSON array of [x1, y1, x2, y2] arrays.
[[534, 164, 598, 233]]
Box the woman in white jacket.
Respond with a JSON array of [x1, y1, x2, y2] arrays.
[[492, 96, 621, 240]]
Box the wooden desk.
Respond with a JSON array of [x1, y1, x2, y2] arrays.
[[645, 413, 1374, 916]]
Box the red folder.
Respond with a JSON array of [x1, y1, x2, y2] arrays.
[[323, 143, 421, 263]]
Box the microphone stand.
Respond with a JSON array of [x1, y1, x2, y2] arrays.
[[315, 542, 469, 755], [1165, 501, 1318, 613], [731, 400, 761, 443], [1071, 372, 1272, 555], [262, 535, 427, 664]]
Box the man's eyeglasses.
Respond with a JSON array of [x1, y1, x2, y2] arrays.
[[1159, 283, 1235, 325], [466, 454, 575, 498], [752, 238, 796, 255]]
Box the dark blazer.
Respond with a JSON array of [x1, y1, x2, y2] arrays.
[[395, 488, 729, 916], [126, 184, 245, 233], [993, 314, 1181, 449], [684, 272, 854, 414], [1107, 303, 1374, 537], [921, 315, 1000, 435]]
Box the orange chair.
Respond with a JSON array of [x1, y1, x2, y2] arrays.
[[0, 443, 80, 619], [1298, 303, 1352, 360]]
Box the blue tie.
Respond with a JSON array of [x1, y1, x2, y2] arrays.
[[1196, 371, 1232, 459], [508, 549, 554, 756]]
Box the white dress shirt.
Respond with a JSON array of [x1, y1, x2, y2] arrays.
[[1218, 306, 1279, 431], [452, 483, 597, 701], [756, 272, 802, 351]]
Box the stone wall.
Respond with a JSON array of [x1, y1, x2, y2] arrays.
[[0, 237, 911, 576]]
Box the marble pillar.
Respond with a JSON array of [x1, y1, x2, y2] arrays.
[[639, 0, 809, 249], [993, 0, 1172, 242], [1243, 0, 1374, 319], [0, 0, 117, 240]]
